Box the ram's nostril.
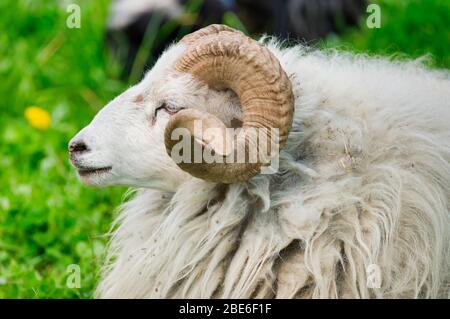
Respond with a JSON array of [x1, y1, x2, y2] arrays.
[[69, 140, 89, 154]]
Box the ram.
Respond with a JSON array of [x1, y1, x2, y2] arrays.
[[69, 25, 450, 298]]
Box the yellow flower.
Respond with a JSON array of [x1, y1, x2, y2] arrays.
[[24, 106, 51, 130]]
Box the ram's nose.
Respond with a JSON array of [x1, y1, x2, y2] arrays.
[[68, 139, 90, 158]]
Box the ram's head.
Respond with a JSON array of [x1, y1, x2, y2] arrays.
[[69, 25, 294, 190]]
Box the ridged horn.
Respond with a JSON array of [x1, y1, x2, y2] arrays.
[[164, 25, 294, 183]]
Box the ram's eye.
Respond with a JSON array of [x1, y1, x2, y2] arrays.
[[154, 103, 178, 117]]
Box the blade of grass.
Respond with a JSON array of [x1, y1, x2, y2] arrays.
[[128, 12, 164, 84]]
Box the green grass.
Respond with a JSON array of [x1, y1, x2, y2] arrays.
[[0, 0, 448, 298], [0, 0, 126, 298], [323, 0, 450, 68]]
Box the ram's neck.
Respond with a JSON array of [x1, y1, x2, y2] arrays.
[[96, 175, 305, 298]]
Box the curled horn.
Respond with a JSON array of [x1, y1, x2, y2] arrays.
[[165, 25, 294, 183]]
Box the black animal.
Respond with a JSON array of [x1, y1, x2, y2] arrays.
[[107, 0, 367, 78]]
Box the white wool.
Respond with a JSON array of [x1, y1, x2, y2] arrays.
[[95, 38, 450, 298]]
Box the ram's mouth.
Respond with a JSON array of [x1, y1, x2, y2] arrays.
[[77, 166, 112, 177]]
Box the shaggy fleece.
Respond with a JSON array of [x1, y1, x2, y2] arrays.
[[97, 39, 450, 298]]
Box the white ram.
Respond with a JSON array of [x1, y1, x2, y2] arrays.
[[69, 25, 450, 298]]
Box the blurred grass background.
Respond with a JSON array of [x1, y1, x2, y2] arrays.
[[326, 0, 450, 68], [0, 0, 448, 298]]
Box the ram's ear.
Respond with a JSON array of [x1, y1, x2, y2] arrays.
[[165, 109, 233, 158], [196, 125, 233, 157]]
